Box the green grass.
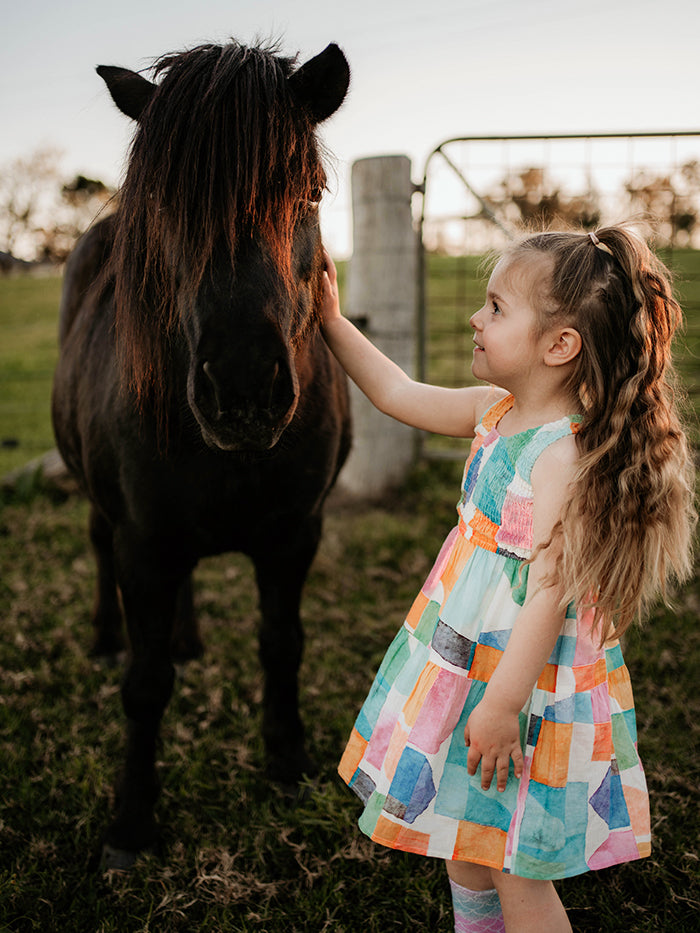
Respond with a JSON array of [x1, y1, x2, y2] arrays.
[[0, 464, 698, 931], [0, 265, 699, 931], [0, 275, 62, 476]]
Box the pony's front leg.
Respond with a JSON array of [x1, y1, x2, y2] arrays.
[[172, 574, 204, 661], [253, 518, 321, 783], [89, 505, 125, 657], [102, 537, 183, 868]]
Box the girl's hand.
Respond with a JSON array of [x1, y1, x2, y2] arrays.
[[465, 698, 523, 792], [321, 247, 341, 324]]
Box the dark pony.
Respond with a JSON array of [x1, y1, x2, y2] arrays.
[[52, 39, 351, 867]]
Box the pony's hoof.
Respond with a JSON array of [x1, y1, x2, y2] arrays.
[[171, 635, 204, 663], [90, 636, 127, 664], [265, 748, 317, 787], [100, 843, 141, 872]]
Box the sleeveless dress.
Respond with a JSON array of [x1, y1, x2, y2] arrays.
[[338, 394, 650, 880]]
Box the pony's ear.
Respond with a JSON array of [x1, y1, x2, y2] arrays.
[[97, 65, 156, 121], [288, 44, 350, 123]]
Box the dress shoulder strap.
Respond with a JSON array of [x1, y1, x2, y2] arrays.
[[478, 393, 514, 433], [516, 417, 581, 482]]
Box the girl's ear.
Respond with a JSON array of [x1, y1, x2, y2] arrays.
[[544, 327, 582, 367]]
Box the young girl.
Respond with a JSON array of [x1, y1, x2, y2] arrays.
[[321, 227, 695, 933]]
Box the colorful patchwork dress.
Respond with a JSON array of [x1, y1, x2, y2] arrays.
[[338, 394, 650, 880]]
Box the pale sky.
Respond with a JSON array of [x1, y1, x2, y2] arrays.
[[3, 0, 699, 255]]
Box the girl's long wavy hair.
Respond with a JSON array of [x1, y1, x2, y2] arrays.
[[507, 225, 696, 640]]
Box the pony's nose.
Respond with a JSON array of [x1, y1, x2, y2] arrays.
[[202, 361, 225, 414], [201, 358, 293, 420]]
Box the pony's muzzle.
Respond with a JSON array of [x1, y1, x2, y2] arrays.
[[196, 357, 297, 449]]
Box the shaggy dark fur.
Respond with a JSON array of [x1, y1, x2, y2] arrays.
[[52, 39, 351, 864]]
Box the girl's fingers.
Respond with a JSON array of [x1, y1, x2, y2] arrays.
[[512, 746, 524, 779], [466, 744, 480, 777], [466, 735, 524, 791], [479, 756, 496, 790], [322, 246, 337, 282], [496, 756, 511, 792]]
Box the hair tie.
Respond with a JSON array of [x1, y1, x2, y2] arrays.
[[588, 231, 614, 256]]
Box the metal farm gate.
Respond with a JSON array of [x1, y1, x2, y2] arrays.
[[416, 132, 700, 459]]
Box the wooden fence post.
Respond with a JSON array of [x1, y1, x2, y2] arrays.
[[337, 155, 418, 498]]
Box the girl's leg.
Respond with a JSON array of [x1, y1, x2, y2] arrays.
[[491, 873, 572, 933], [445, 861, 505, 933]]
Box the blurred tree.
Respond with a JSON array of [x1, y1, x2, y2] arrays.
[[36, 174, 113, 263], [481, 161, 700, 247], [0, 148, 114, 264], [0, 148, 61, 260], [625, 160, 700, 246], [483, 166, 602, 231]]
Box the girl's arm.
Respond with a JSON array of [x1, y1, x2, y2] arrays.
[[464, 436, 578, 792], [321, 250, 504, 438]]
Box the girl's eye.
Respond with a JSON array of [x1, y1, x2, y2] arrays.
[[492, 302, 501, 315]]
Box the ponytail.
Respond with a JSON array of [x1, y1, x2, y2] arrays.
[[507, 226, 696, 639]]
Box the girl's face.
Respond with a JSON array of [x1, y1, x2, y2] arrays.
[[469, 254, 554, 392]]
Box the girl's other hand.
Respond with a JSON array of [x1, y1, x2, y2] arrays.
[[321, 247, 341, 324], [465, 698, 523, 792]]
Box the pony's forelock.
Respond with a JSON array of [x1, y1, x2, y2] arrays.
[[109, 40, 327, 409]]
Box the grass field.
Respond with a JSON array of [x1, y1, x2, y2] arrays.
[[0, 265, 699, 932], [0, 275, 63, 477]]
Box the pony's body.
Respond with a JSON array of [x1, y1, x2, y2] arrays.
[[52, 41, 351, 864]]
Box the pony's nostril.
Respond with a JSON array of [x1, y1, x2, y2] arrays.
[[202, 361, 223, 412], [266, 361, 280, 410]]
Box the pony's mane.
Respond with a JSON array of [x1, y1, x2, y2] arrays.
[[108, 40, 327, 408]]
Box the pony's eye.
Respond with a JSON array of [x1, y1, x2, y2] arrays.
[[308, 186, 324, 205]]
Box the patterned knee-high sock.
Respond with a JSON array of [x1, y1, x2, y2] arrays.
[[448, 878, 505, 933]]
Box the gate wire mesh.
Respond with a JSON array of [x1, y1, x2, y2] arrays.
[[416, 132, 700, 459]]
